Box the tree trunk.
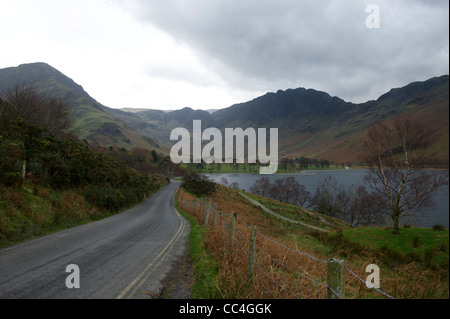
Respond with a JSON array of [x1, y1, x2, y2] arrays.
[[392, 213, 400, 235]]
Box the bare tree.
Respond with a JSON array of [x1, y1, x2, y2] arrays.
[[336, 183, 385, 227], [249, 176, 272, 197], [362, 115, 448, 234], [294, 183, 311, 208], [336, 184, 358, 226], [358, 190, 386, 227], [220, 177, 229, 187], [311, 175, 341, 217], [0, 85, 72, 135], [250, 176, 311, 208], [230, 182, 240, 190]]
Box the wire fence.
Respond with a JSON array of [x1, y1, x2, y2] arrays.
[[176, 190, 395, 299]]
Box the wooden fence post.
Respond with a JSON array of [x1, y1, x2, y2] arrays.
[[247, 225, 257, 279], [204, 199, 210, 227], [213, 203, 217, 226], [228, 212, 237, 240], [327, 258, 345, 299]]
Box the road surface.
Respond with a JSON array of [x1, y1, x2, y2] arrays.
[[0, 180, 189, 299]]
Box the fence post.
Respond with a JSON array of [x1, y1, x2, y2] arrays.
[[213, 203, 217, 226], [247, 225, 257, 279], [327, 258, 345, 299], [228, 212, 237, 240], [204, 199, 210, 227]]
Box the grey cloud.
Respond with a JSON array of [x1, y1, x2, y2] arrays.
[[118, 0, 449, 103]]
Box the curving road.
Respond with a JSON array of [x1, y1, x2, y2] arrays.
[[0, 180, 189, 299]]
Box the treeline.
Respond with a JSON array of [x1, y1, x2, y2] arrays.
[[249, 176, 384, 227], [0, 118, 168, 212], [0, 86, 169, 213], [279, 157, 353, 171], [250, 176, 311, 207], [93, 146, 188, 177], [187, 156, 351, 173]]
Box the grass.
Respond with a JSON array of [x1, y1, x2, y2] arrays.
[[178, 187, 330, 298], [175, 197, 220, 299], [0, 183, 97, 247], [242, 191, 351, 231], [337, 227, 449, 268], [0, 180, 167, 249], [178, 184, 449, 299]]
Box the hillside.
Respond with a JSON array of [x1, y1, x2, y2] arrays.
[[211, 75, 449, 164], [1, 63, 448, 166], [177, 183, 449, 299], [116, 76, 449, 165], [0, 63, 169, 153], [0, 116, 169, 246]]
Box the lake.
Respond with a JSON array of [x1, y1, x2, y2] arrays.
[[205, 169, 449, 229]]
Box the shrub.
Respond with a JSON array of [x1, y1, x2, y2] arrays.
[[83, 186, 125, 213], [182, 172, 216, 197], [412, 235, 420, 248]]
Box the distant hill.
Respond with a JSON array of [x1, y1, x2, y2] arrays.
[[1, 63, 448, 165], [0, 63, 168, 153]]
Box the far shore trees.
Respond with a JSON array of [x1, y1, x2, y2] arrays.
[[249, 176, 311, 208], [361, 115, 449, 235]]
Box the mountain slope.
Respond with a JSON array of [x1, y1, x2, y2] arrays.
[[208, 75, 448, 163], [114, 74, 448, 164], [0, 63, 169, 153], [1, 62, 447, 165]]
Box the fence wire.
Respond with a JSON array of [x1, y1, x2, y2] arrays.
[[176, 191, 395, 299]]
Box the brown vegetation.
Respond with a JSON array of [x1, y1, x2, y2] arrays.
[[177, 184, 448, 299]]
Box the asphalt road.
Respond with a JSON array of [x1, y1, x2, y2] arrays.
[[0, 180, 189, 299]]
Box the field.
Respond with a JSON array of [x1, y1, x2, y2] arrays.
[[177, 184, 449, 299]]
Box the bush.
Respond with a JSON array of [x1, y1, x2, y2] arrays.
[[182, 172, 216, 197], [433, 224, 446, 231], [412, 235, 420, 248], [1, 116, 170, 216], [83, 186, 125, 213]]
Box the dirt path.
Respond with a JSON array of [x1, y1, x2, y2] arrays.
[[238, 192, 330, 232]]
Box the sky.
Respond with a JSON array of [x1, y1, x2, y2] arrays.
[[0, 0, 448, 111]]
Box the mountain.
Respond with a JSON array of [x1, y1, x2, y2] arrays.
[[0, 62, 168, 153], [116, 75, 449, 165], [208, 75, 449, 163], [1, 62, 448, 165]]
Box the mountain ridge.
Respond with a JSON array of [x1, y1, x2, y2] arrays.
[[0, 62, 168, 153], [0, 62, 448, 165]]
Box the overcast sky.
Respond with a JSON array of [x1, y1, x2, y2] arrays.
[[0, 0, 448, 111]]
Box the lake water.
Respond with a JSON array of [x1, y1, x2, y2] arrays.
[[205, 169, 449, 229]]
